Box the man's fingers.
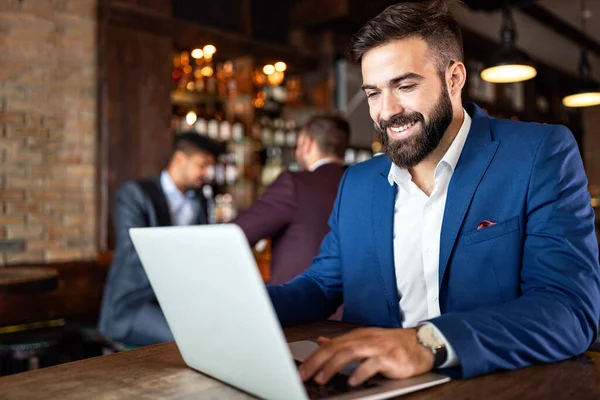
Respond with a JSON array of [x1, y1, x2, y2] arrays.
[[314, 348, 364, 384], [300, 330, 383, 383], [316, 336, 331, 345], [349, 352, 417, 385], [347, 356, 383, 386], [299, 342, 335, 381]]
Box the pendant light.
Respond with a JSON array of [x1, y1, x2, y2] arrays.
[[480, 2, 537, 83], [562, 0, 600, 108]]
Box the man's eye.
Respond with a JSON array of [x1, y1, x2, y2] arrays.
[[399, 84, 416, 91]]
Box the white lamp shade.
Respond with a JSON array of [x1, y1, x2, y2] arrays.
[[481, 64, 537, 83]]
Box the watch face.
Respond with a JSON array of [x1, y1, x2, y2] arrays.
[[417, 325, 448, 368], [417, 325, 440, 348]]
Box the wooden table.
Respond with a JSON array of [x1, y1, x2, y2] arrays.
[[0, 267, 58, 295], [1, 321, 599, 399]]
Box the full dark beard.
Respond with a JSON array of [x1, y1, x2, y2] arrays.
[[376, 88, 453, 169]]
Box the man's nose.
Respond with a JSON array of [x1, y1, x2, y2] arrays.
[[380, 92, 404, 122]]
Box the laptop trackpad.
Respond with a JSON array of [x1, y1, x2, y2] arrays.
[[289, 340, 360, 376]]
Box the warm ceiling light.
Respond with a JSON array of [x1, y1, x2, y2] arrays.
[[185, 111, 197, 126], [263, 64, 275, 75], [201, 66, 214, 77], [275, 62, 287, 72], [563, 50, 600, 107], [191, 48, 203, 59], [481, 7, 537, 83], [267, 71, 285, 86], [480, 64, 537, 83], [203, 45, 216, 55], [563, 92, 600, 107], [562, 1, 600, 107]]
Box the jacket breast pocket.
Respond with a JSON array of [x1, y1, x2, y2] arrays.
[[461, 216, 520, 247]]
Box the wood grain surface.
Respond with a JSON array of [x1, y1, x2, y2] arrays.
[[1, 321, 599, 399]]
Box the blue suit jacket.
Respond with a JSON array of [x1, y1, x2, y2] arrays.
[[267, 103, 600, 378]]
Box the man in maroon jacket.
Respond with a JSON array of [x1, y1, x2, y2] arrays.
[[234, 114, 351, 285]]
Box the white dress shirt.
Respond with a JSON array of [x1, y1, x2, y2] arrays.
[[387, 109, 472, 368], [160, 170, 200, 226]]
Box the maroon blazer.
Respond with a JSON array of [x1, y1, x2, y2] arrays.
[[234, 162, 345, 285]]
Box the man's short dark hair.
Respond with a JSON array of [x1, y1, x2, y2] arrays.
[[348, 0, 463, 77], [171, 132, 225, 161], [303, 114, 351, 159]]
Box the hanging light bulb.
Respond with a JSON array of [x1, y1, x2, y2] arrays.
[[263, 64, 275, 75], [185, 111, 197, 126], [274, 61, 287, 72], [481, 5, 537, 83], [562, 50, 600, 107], [191, 48, 204, 59], [562, 1, 600, 107], [203, 45, 216, 56]]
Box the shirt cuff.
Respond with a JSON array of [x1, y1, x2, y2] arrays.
[[420, 322, 459, 368]]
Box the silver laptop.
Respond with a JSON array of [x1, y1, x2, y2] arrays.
[[129, 224, 450, 400]]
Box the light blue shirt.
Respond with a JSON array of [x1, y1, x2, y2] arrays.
[[160, 170, 201, 226]]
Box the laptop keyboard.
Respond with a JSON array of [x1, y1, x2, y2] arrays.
[[295, 360, 379, 399]]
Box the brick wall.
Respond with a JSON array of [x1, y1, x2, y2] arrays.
[[0, 0, 97, 264]]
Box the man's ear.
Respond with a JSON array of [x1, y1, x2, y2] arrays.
[[447, 61, 466, 96], [304, 135, 314, 152]]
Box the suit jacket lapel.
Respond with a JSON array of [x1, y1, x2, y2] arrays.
[[372, 160, 402, 326], [143, 176, 172, 227], [439, 104, 500, 284], [195, 190, 208, 225]]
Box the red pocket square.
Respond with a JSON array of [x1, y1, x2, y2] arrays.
[[477, 220, 497, 230]]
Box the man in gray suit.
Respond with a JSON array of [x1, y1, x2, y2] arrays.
[[99, 132, 224, 347]]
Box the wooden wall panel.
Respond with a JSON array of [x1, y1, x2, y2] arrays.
[[97, 2, 173, 251]]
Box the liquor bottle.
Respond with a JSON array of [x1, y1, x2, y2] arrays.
[[214, 153, 226, 186], [220, 119, 232, 142], [202, 184, 216, 224], [207, 106, 220, 140], [273, 118, 286, 148], [221, 193, 236, 223], [285, 120, 298, 148], [260, 116, 273, 148], [232, 120, 244, 142], [261, 147, 283, 187], [205, 63, 217, 95], [225, 153, 238, 186], [194, 105, 208, 136]]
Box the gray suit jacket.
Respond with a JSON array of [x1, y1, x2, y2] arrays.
[[98, 176, 207, 346]]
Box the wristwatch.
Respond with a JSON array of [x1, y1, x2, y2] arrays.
[[416, 324, 448, 369]]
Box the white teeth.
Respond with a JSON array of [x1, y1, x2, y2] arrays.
[[390, 121, 416, 133]]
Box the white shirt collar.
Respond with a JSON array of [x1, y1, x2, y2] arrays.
[[160, 170, 196, 200], [160, 170, 179, 194], [387, 108, 472, 187], [309, 157, 342, 172]]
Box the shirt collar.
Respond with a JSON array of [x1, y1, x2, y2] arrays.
[[439, 108, 471, 173], [309, 158, 342, 172], [387, 108, 472, 187], [160, 170, 196, 200]]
